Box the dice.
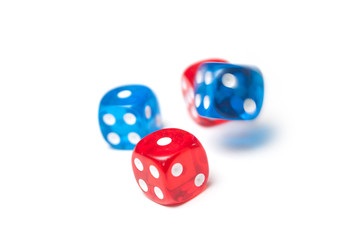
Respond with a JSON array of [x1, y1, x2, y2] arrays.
[[98, 85, 162, 150], [131, 128, 209, 205], [182, 59, 228, 126], [194, 62, 264, 120]]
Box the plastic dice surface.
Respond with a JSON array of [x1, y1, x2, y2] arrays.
[[195, 62, 264, 120], [98, 85, 162, 150], [132, 128, 209, 206], [181, 59, 228, 126]]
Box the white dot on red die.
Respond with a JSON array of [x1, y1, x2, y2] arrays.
[[154, 187, 164, 199], [107, 132, 120, 145], [149, 165, 159, 178], [118, 90, 132, 98], [194, 173, 205, 187], [203, 95, 210, 109], [128, 132, 141, 145], [103, 113, 116, 126], [243, 98, 257, 114], [171, 163, 183, 177], [191, 107, 198, 119], [195, 94, 201, 108], [186, 90, 194, 104], [182, 77, 187, 90], [157, 137, 172, 146], [123, 113, 136, 125], [145, 105, 151, 119], [134, 158, 143, 171], [138, 179, 148, 192], [205, 71, 212, 85]]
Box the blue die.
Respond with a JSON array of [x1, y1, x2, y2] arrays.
[[194, 62, 264, 120], [98, 85, 162, 150]]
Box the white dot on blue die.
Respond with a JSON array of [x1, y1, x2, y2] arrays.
[[118, 90, 132, 98], [203, 96, 210, 109], [123, 113, 136, 125], [222, 73, 237, 88], [196, 71, 203, 84], [145, 106, 151, 119], [243, 98, 256, 114], [103, 113, 116, 126], [195, 94, 201, 108], [128, 132, 141, 145], [205, 71, 212, 85], [107, 132, 120, 145]]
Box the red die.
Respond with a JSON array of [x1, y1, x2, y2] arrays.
[[131, 128, 209, 206], [181, 59, 229, 127]]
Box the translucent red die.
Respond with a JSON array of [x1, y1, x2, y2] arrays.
[[131, 128, 209, 206], [181, 59, 229, 126]]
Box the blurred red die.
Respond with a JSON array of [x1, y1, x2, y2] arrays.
[[181, 59, 229, 126]]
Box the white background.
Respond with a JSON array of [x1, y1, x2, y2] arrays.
[[0, 0, 360, 239]]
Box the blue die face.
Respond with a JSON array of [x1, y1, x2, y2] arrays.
[[194, 62, 264, 120], [98, 85, 162, 150]]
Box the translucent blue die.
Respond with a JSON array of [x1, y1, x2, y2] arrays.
[[194, 62, 264, 120], [98, 85, 162, 150]]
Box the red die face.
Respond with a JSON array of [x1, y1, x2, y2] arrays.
[[182, 59, 229, 127], [131, 128, 209, 206]]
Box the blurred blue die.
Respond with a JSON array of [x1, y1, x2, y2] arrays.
[[194, 62, 264, 120], [98, 85, 162, 150]]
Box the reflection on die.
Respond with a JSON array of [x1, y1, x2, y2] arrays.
[[132, 128, 209, 206], [98, 85, 162, 150]]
